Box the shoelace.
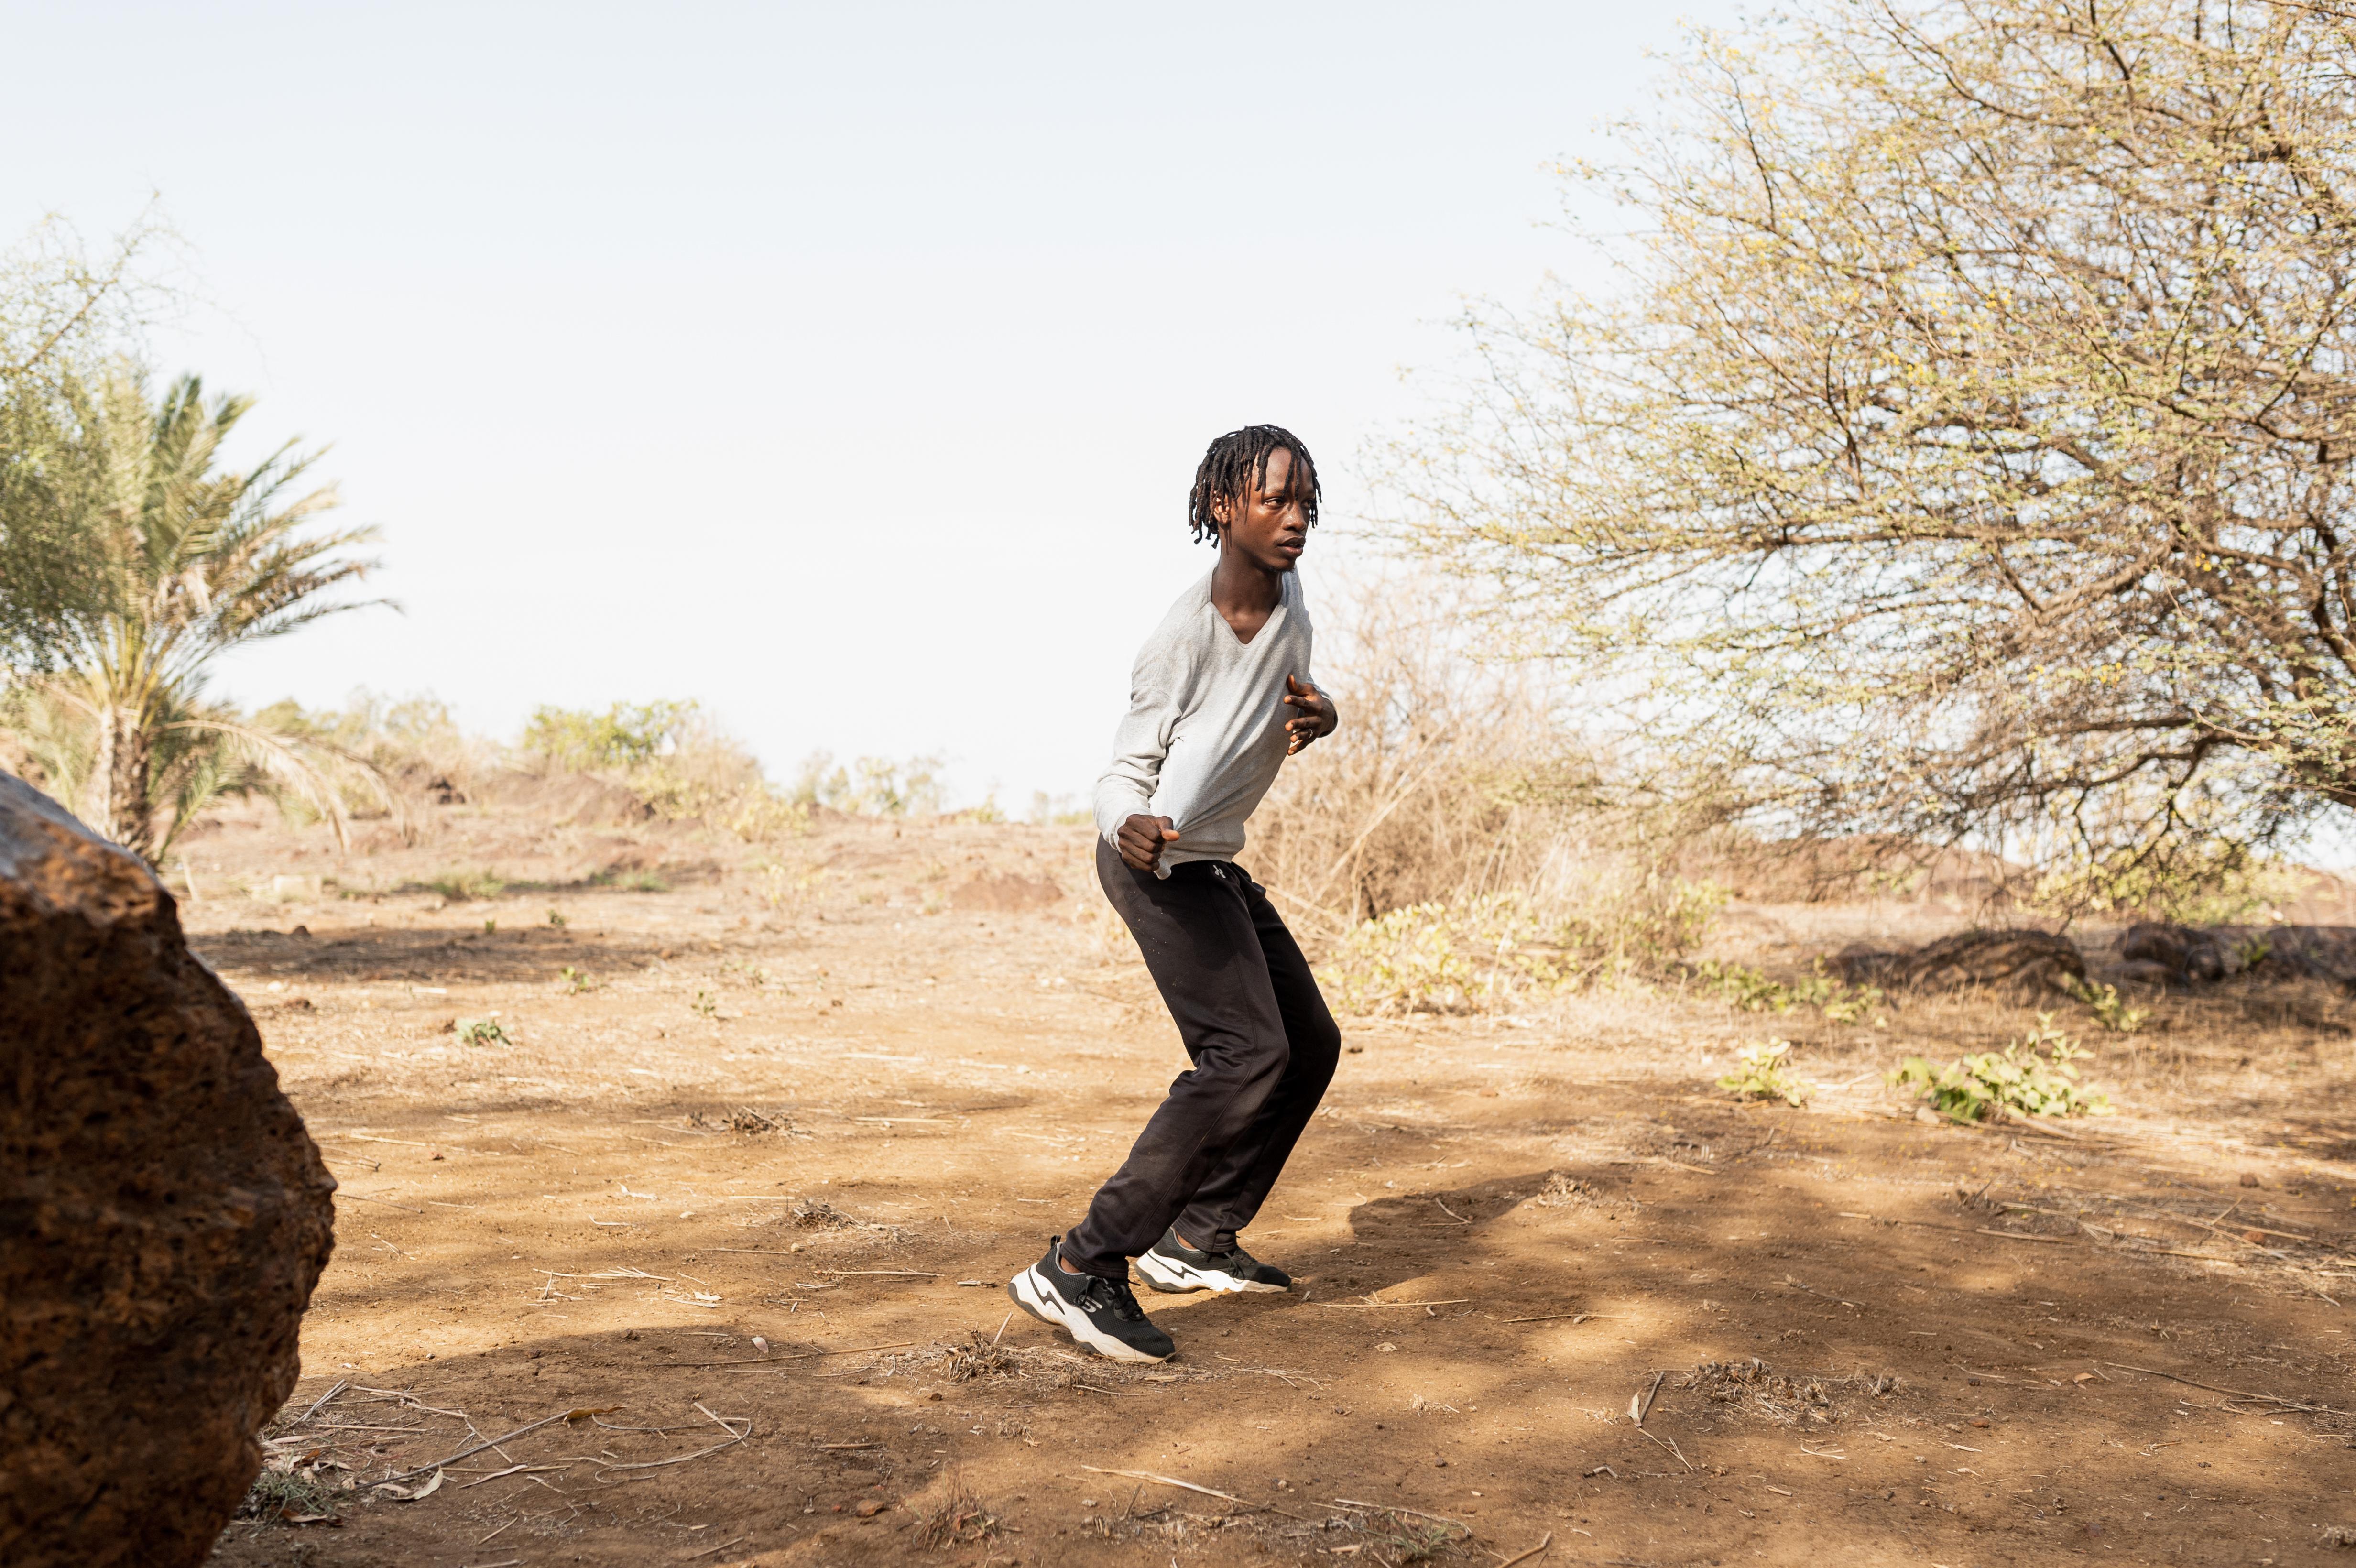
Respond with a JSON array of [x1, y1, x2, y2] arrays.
[[1080, 1274, 1148, 1322]]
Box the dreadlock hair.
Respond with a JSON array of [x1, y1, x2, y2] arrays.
[[1187, 425, 1321, 545]]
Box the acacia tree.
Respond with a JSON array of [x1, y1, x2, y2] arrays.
[[1396, 0, 2356, 901], [4, 368, 394, 860]]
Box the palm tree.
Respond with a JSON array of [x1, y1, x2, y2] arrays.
[[0, 366, 397, 860]]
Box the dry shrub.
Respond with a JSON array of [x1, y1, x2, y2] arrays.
[[1253, 577, 1724, 1011]]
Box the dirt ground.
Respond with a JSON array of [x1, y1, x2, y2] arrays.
[[180, 796, 2356, 1568]]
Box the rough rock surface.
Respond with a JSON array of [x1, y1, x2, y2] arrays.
[[0, 772, 336, 1568], [1832, 927, 2086, 994]]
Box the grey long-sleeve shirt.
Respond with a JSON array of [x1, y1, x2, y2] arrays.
[[1092, 567, 1314, 877]]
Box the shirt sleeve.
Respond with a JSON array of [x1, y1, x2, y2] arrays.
[[1092, 672, 1178, 848]]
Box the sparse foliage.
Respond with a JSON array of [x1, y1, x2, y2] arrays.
[[1324, 882, 1722, 1014], [0, 367, 392, 858], [1396, 0, 2356, 900], [1719, 1039, 1810, 1106], [1893, 1013, 2112, 1120], [2066, 976, 2150, 1034]]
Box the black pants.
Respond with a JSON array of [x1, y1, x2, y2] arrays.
[[1063, 839, 1342, 1279]]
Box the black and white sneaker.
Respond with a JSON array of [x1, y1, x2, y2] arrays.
[[1007, 1238, 1176, 1362], [1134, 1227, 1292, 1295]]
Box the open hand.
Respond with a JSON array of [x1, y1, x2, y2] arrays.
[[1117, 813, 1181, 873], [1282, 675, 1337, 755]]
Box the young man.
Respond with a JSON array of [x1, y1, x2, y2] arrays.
[[1006, 424, 1342, 1362]]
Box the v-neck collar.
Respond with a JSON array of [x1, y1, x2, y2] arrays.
[[1208, 571, 1288, 649]]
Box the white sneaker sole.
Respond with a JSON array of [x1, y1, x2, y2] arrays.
[[1005, 1265, 1172, 1362], [1134, 1248, 1289, 1295]]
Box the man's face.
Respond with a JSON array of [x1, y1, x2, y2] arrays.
[[1215, 448, 1310, 572]]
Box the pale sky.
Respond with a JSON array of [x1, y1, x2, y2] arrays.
[[2, 1, 1746, 808]]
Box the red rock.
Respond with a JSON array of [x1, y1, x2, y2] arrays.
[[0, 773, 336, 1567]]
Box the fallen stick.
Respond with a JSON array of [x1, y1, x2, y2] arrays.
[[1434, 1198, 1472, 1225], [338, 1193, 425, 1214], [1080, 1466, 1321, 1523], [592, 1407, 751, 1475], [669, 1340, 916, 1368], [1331, 1498, 1472, 1529], [457, 1463, 569, 1490], [683, 1535, 751, 1561], [1632, 1372, 1665, 1426], [1974, 1228, 2072, 1245], [290, 1379, 349, 1426], [818, 1269, 938, 1277], [708, 1248, 803, 1256], [380, 1411, 576, 1485], [1315, 1299, 1472, 1310], [1494, 1531, 1553, 1568], [1632, 1425, 1693, 1472], [2098, 1362, 2349, 1415], [1504, 1312, 1598, 1325]]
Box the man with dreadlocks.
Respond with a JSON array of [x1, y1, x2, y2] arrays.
[[1007, 425, 1342, 1361]]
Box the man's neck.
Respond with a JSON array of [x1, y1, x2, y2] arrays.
[[1210, 551, 1283, 641]]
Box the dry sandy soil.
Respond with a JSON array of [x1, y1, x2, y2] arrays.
[[178, 794, 2356, 1568]]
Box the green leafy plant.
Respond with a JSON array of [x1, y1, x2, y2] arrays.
[[546, 907, 567, 928], [425, 869, 505, 901], [691, 990, 718, 1019], [482, 916, 496, 935], [560, 966, 593, 994], [1719, 1039, 1808, 1106], [523, 698, 701, 771], [1891, 1015, 2112, 1123], [455, 1016, 511, 1047], [2064, 976, 2148, 1034], [1687, 959, 1884, 1024]]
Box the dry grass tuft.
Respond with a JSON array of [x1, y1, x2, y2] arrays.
[[939, 1329, 1022, 1383], [1678, 1359, 1899, 1427], [916, 1478, 1002, 1548]]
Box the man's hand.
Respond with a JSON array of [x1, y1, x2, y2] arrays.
[[1117, 813, 1181, 873], [1282, 675, 1338, 755]]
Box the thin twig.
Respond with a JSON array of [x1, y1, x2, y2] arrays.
[[1494, 1532, 1554, 1568], [1634, 1371, 1665, 1426], [670, 1340, 916, 1367], [1974, 1227, 2072, 1245], [1332, 1498, 1472, 1529], [683, 1533, 751, 1560], [1434, 1197, 1472, 1225], [2099, 1362, 2348, 1415], [290, 1379, 349, 1426], [338, 1192, 425, 1214], [1080, 1466, 1322, 1523], [381, 1411, 574, 1485], [1633, 1425, 1693, 1471], [818, 1269, 938, 1277]]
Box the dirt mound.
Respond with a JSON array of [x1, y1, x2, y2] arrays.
[[0, 773, 337, 1568], [1831, 927, 2084, 994], [468, 768, 653, 826], [951, 871, 1063, 913]]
